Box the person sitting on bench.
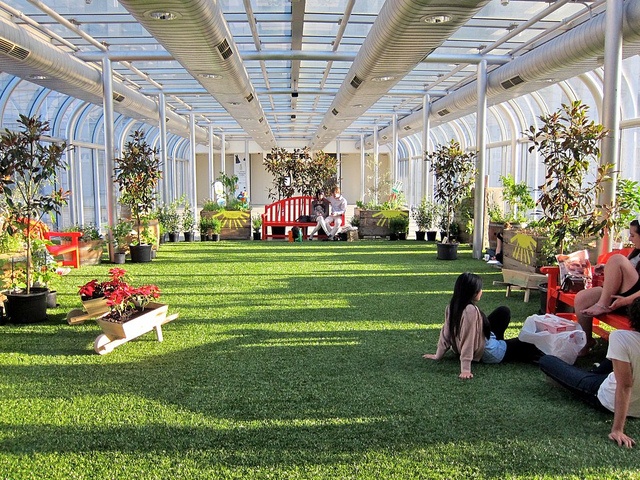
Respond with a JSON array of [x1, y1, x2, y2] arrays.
[[575, 219, 640, 355], [539, 297, 640, 448]]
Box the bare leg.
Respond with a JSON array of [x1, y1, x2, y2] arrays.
[[581, 254, 638, 316], [574, 287, 602, 341]]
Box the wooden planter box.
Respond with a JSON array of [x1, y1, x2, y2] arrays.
[[356, 208, 409, 238], [62, 239, 103, 265], [201, 209, 251, 240], [502, 229, 548, 273]]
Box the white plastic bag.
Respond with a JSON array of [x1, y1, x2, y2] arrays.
[[518, 314, 586, 365]]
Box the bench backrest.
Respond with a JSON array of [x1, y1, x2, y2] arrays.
[[262, 196, 313, 223]]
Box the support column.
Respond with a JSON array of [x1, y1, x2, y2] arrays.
[[373, 124, 379, 204], [220, 130, 226, 176], [473, 59, 488, 259], [392, 113, 398, 184], [102, 56, 116, 262], [158, 93, 169, 203], [189, 114, 197, 217], [245, 140, 251, 203], [599, 0, 623, 253], [360, 133, 365, 202], [422, 95, 431, 200], [208, 125, 214, 201]]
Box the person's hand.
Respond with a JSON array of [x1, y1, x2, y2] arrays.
[[459, 372, 473, 379], [422, 353, 438, 360], [609, 295, 628, 311], [609, 430, 636, 448]]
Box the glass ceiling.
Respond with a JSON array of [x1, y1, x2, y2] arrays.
[[2, 0, 601, 146]]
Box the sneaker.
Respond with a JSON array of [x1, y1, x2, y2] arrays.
[[487, 260, 502, 266], [308, 236, 313, 241]]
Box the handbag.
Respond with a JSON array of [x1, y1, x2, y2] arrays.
[[561, 275, 587, 293]]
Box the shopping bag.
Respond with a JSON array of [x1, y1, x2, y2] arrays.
[[518, 314, 586, 365]]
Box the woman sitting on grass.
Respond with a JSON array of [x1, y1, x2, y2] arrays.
[[575, 219, 640, 355], [423, 272, 540, 379], [539, 298, 640, 448]]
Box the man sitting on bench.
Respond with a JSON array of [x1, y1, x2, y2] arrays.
[[323, 186, 347, 241]]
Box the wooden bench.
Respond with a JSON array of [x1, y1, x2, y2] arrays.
[[43, 231, 81, 269], [261, 196, 345, 240], [540, 248, 634, 340]]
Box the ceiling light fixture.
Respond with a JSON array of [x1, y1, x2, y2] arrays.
[[146, 11, 181, 21], [29, 74, 49, 80], [421, 14, 452, 24], [198, 73, 222, 79], [372, 75, 396, 82]]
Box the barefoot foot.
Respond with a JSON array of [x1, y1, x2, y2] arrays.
[[581, 302, 612, 317]]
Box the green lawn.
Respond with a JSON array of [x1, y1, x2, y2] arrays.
[[0, 241, 637, 479]]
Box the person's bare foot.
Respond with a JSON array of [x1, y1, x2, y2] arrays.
[[581, 302, 612, 317]]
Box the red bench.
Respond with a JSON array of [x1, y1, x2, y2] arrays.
[[43, 231, 81, 269], [261, 196, 345, 240], [541, 248, 634, 340]]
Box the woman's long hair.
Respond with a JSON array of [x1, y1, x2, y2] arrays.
[[448, 272, 488, 341], [629, 220, 640, 273]]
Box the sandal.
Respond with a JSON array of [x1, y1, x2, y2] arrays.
[[581, 302, 612, 317]]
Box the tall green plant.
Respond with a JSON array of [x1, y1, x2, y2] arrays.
[[427, 140, 476, 243], [499, 174, 534, 223], [114, 130, 162, 246], [263, 147, 337, 200], [0, 115, 68, 293], [527, 101, 612, 253]]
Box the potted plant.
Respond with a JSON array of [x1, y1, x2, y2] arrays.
[[0, 115, 68, 323], [252, 215, 262, 241], [113, 130, 162, 263], [109, 219, 133, 264], [527, 100, 612, 255], [427, 139, 476, 260], [389, 216, 409, 241], [210, 217, 222, 242], [30, 239, 69, 308], [182, 202, 195, 242], [412, 198, 438, 241], [199, 216, 210, 241], [164, 198, 181, 242]]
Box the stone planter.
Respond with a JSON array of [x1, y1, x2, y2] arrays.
[[355, 208, 409, 238], [200, 209, 251, 240], [113, 252, 126, 264]]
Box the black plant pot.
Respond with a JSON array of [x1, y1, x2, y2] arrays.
[[253, 231, 261, 240], [159, 233, 168, 244], [113, 252, 126, 264], [436, 242, 459, 260], [130, 244, 152, 263], [211, 234, 220, 242], [439, 231, 448, 242], [184, 232, 194, 242], [415, 231, 426, 241], [398, 232, 407, 241], [46, 290, 58, 309], [4, 287, 49, 323], [389, 233, 398, 241], [168, 232, 179, 242], [426, 231, 437, 241]]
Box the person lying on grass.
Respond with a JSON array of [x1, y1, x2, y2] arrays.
[[423, 272, 541, 379], [540, 297, 640, 448]]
